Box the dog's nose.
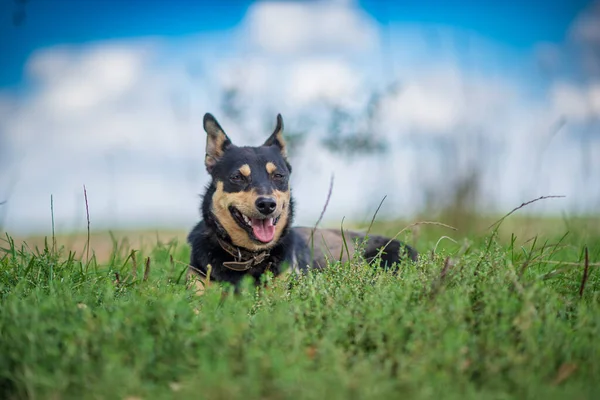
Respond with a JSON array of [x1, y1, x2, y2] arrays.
[[255, 197, 277, 215]]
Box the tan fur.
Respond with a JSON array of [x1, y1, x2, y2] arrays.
[[266, 114, 287, 157], [266, 162, 277, 174], [212, 181, 291, 251], [205, 127, 228, 170], [239, 164, 251, 177], [205, 155, 215, 169], [274, 132, 287, 157]]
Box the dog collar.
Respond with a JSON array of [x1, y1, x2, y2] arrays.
[[216, 237, 271, 272]]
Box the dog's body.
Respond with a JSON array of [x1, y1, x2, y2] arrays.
[[187, 113, 417, 288]]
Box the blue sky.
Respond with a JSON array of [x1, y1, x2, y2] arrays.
[[0, 0, 593, 87], [364, 0, 591, 45]]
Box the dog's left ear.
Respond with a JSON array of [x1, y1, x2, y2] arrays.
[[263, 114, 287, 157], [204, 113, 232, 173]]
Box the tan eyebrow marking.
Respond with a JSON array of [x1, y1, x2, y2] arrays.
[[266, 162, 277, 174], [239, 164, 251, 177]]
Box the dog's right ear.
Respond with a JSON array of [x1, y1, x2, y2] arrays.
[[263, 114, 287, 157], [204, 113, 232, 173]]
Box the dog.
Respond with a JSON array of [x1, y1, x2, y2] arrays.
[[187, 113, 418, 291]]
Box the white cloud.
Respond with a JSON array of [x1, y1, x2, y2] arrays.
[[377, 67, 516, 134], [591, 84, 600, 114], [244, 0, 379, 55], [29, 45, 150, 115], [380, 72, 463, 132], [551, 81, 600, 121], [287, 59, 361, 106], [216, 57, 272, 95]]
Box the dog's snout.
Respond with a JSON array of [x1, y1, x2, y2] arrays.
[[255, 197, 277, 215]]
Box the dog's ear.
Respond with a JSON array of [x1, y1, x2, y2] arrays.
[[204, 113, 232, 173], [263, 114, 287, 157]]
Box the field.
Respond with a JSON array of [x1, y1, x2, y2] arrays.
[[1, 212, 599, 399]]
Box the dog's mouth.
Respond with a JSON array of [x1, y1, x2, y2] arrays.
[[229, 206, 281, 243]]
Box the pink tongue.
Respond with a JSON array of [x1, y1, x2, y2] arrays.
[[251, 218, 275, 243]]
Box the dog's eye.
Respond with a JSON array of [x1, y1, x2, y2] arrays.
[[230, 173, 244, 183], [273, 173, 285, 181]]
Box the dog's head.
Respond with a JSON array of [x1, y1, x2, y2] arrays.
[[202, 113, 292, 251]]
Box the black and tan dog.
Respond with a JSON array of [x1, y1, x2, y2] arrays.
[[187, 113, 417, 291]]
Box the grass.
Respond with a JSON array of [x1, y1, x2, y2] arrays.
[[0, 217, 599, 400]]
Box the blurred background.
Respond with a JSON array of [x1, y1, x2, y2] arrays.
[[0, 0, 599, 241]]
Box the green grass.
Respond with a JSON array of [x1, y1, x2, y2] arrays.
[[0, 221, 599, 400]]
